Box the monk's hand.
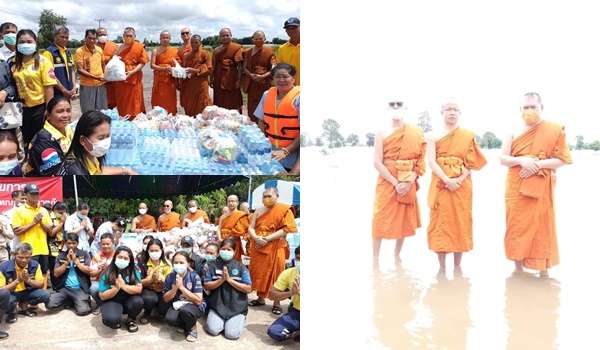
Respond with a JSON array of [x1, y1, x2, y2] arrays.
[[519, 167, 537, 179], [251, 73, 261, 82], [396, 182, 411, 196], [235, 80, 241, 89], [519, 157, 539, 173], [445, 178, 461, 192], [254, 235, 268, 249]]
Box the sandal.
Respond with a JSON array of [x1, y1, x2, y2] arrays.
[[139, 315, 150, 325], [126, 320, 139, 333], [5, 313, 17, 323], [248, 299, 266, 307], [17, 309, 37, 317], [272, 306, 282, 315]]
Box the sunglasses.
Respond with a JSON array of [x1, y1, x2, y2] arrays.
[[181, 32, 190, 35], [388, 102, 404, 107]]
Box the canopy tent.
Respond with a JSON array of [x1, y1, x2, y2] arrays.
[[250, 180, 300, 210]]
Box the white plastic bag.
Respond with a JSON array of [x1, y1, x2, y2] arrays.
[[104, 56, 126, 81], [172, 58, 186, 79]]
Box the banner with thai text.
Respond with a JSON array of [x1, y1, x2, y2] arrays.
[[0, 177, 63, 213]]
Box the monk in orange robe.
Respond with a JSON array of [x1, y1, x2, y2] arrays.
[[158, 200, 181, 232], [97, 27, 117, 109], [181, 200, 210, 228], [217, 195, 250, 263], [150, 31, 180, 115], [181, 34, 213, 116], [211, 28, 244, 112], [130, 202, 157, 233], [426, 100, 487, 270], [372, 101, 426, 265], [240, 202, 252, 257], [500, 92, 572, 277], [114, 27, 149, 120], [247, 187, 297, 313], [243, 31, 277, 122], [177, 28, 192, 101]]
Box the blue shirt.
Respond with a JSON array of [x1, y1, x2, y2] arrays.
[[163, 271, 203, 301], [65, 261, 80, 289], [205, 266, 251, 285], [98, 270, 142, 292]]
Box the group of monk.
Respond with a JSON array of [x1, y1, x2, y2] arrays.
[[128, 189, 298, 311], [372, 92, 572, 278]]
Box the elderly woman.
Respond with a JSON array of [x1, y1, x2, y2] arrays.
[[254, 63, 299, 175]]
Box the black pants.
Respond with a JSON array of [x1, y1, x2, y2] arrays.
[[165, 302, 202, 332], [21, 103, 46, 148], [140, 288, 168, 317], [48, 255, 58, 290], [31, 255, 49, 275], [100, 295, 143, 328]]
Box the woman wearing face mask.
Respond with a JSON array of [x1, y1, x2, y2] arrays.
[[58, 110, 137, 175], [135, 234, 155, 264], [163, 251, 204, 342], [372, 99, 426, 265], [11, 29, 57, 148], [98, 246, 143, 332], [195, 242, 219, 314], [204, 238, 252, 340], [138, 239, 171, 325], [0, 130, 22, 175], [25, 96, 73, 175], [90, 216, 126, 256]]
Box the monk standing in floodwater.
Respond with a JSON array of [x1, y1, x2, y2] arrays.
[[211, 28, 244, 113], [150, 30, 180, 115], [181, 34, 213, 116], [114, 27, 149, 119], [372, 100, 426, 265], [247, 187, 297, 314], [500, 92, 572, 277], [426, 99, 487, 271], [217, 195, 250, 263]]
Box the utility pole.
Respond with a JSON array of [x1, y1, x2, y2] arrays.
[[95, 18, 104, 28]]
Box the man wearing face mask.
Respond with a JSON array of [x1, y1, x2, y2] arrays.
[[372, 99, 426, 266], [181, 200, 209, 228], [96, 27, 117, 109], [247, 187, 297, 314], [131, 202, 157, 233], [158, 200, 180, 232], [217, 195, 250, 262], [500, 92, 572, 278], [64, 203, 94, 253], [47, 202, 68, 289], [0, 22, 17, 61], [114, 27, 149, 120], [42, 26, 77, 99], [179, 235, 202, 270], [89, 233, 116, 314]]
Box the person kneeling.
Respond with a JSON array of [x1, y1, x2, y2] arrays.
[[267, 245, 300, 342], [98, 246, 143, 332], [0, 243, 51, 323], [46, 233, 92, 315], [204, 238, 252, 340]]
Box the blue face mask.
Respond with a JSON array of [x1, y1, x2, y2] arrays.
[[115, 258, 129, 270], [220, 250, 234, 261], [181, 248, 192, 255], [77, 213, 86, 220], [17, 43, 36, 55], [0, 159, 17, 175], [3, 33, 16, 46], [54, 213, 63, 219], [173, 263, 187, 275], [205, 255, 217, 263]]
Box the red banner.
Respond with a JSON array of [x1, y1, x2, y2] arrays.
[[0, 177, 63, 213]]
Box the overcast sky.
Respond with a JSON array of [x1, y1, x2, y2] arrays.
[[302, 0, 600, 145], [0, 0, 299, 42]]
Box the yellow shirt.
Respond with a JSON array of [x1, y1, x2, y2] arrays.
[[84, 156, 102, 175], [145, 259, 172, 292], [42, 45, 74, 81], [277, 41, 300, 86], [75, 45, 105, 87], [0, 263, 43, 292], [273, 267, 300, 310], [12, 56, 58, 107], [11, 203, 52, 256], [44, 120, 73, 154]]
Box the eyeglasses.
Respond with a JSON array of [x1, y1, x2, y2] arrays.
[[181, 32, 190, 35], [388, 102, 403, 107], [443, 108, 460, 112]]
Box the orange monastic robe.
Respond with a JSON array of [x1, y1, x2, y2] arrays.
[[151, 47, 180, 115], [220, 210, 250, 263], [99, 41, 117, 108], [115, 42, 149, 119], [249, 203, 297, 297], [504, 120, 572, 271], [427, 128, 487, 253], [159, 212, 181, 232], [136, 214, 157, 232], [212, 43, 244, 111], [244, 46, 277, 122], [372, 124, 426, 239], [182, 210, 209, 227], [181, 48, 213, 116]]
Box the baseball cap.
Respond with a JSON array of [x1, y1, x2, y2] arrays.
[[284, 17, 300, 28], [181, 236, 194, 246], [24, 184, 40, 194]]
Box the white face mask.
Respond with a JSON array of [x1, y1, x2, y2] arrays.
[[188, 207, 197, 213], [86, 137, 111, 157], [149, 251, 162, 261], [98, 35, 108, 44], [139, 208, 147, 215], [0, 159, 17, 175]]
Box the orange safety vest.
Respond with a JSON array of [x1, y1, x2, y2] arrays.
[[263, 86, 300, 148]]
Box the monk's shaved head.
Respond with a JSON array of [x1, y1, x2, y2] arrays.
[[187, 200, 198, 207], [240, 202, 250, 214], [138, 202, 148, 209], [264, 186, 279, 196], [221, 206, 229, 215], [523, 92, 542, 105], [227, 195, 239, 211], [253, 30, 265, 37], [219, 28, 231, 35], [161, 30, 170, 36], [164, 200, 173, 207], [124, 27, 135, 35]]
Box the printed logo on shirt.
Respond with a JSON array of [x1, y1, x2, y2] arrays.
[[56, 57, 62, 64], [232, 269, 239, 275], [39, 148, 60, 171], [48, 67, 56, 79], [186, 281, 193, 290]]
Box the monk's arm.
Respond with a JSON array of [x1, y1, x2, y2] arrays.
[[427, 133, 450, 182], [536, 158, 567, 170], [130, 218, 139, 233], [216, 219, 223, 241], [44, 85, 54, 104], [373, 132, 399, 186], [264, 227, 287, 242], [127, 62, 146, 78], [236, 61, 243, 86]]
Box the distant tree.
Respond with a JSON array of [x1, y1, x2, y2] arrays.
[[202, 35, 219, 47], [315, 137, 324, 147], [346, 134, 360, 146], [576, 135, 585, 150], [589, 140, 600, 152], [239, 36, 253, 45], [321, 119, 344, 148], [366, 133, 375, 147], [333, 139, 344, 148], [38, 9, 68, 49], [475, 134, 482, 146], [115, 35, 124, 44], [417, 111, 432, 134], [481, 131, 502, 149], [271, 37, 287, 45], [300, 132, 313, 147]]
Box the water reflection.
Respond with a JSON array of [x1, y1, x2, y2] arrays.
[[504, 274, 560, 350]]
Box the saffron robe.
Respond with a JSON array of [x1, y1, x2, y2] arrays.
[[99, 41, 117, 108], [244, 46, 276, 122], [212, 43, 244, 110], [115, 42, 149, 119], [151, 47, 180, 115], [134, 214, 157, 232], [220, 210, 250, 263], [182, 210, 210, 228], [181, 49, 213, 116], [158, 212, 181, 232]]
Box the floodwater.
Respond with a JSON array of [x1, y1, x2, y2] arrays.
[[303, 146, 599, 350]]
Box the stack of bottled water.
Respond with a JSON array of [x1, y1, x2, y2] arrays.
[[171, 137, 202, 175], [137, 137, 171, 174], [237, 124, 273, 167], [100, 108, 120, 121], [105, 120, 136, 166]]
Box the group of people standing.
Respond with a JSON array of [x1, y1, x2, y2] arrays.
[[372, 92, 572, 277], [0, 185, 300, 343]]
